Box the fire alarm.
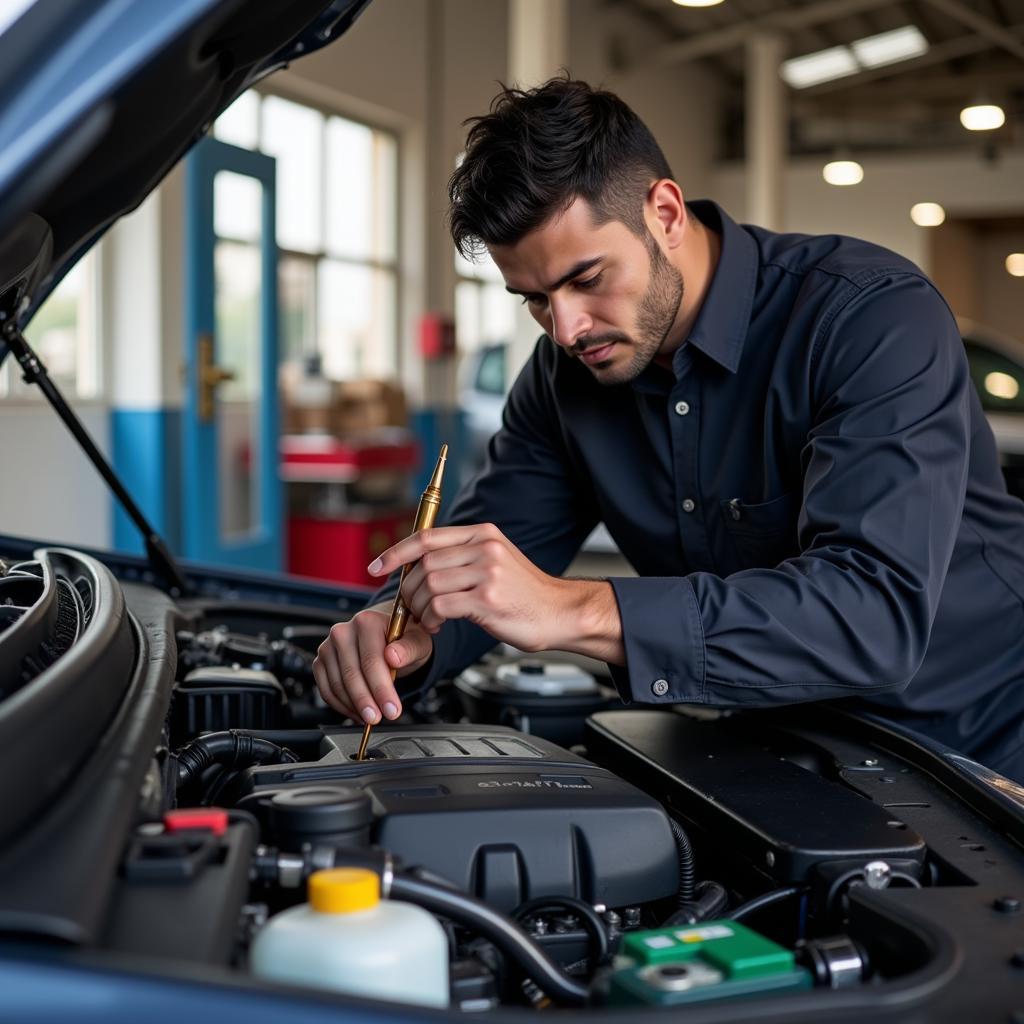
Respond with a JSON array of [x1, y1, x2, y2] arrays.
[[419, 313, 456, 359]]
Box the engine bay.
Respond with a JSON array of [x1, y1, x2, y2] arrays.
[[2, 542, 1024, 1021]]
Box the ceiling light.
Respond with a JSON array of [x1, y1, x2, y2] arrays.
[[671, 0, 725, 6], [1006, 253, 1024, 277], [782, 46, 858, 89], [851, 26, 928, 69], [823, 160, 864, 186], [910, 202, 946, 227], [959, 103, 1005, 131], [985, 372, 1020, 400], [782, 26, 929, 89]]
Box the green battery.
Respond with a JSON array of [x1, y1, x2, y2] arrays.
[[608, 920, 812, 1007]]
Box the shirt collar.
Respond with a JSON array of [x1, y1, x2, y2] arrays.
[[673, 199, 758, 376]]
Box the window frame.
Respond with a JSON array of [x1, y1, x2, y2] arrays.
[[214, 86, 402, 379]]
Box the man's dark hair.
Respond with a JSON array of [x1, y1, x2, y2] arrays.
[[448, 76, 674, 261]]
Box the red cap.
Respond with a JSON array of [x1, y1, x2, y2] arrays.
[[163, 808, 229, 837]]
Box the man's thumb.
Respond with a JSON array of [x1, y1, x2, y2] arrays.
[[385, 633, 431, 669]]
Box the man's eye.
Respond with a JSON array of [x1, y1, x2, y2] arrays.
[[576, 272, 603, 290], [521, 294, 546, 307]]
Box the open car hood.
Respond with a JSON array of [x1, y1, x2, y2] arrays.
[[0, 0, 371, 323]]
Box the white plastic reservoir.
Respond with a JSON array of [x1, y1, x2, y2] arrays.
[[249, 867, 449, 1007]]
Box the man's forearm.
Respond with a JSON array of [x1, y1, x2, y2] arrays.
[[552, 578, 625, 666]]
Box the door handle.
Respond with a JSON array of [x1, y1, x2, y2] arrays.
[[197, 333, 236, 422]]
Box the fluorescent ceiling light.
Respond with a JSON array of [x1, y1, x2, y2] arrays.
[[672, 0, 725, 6], [782, 46, 858, 89], [960, 103, 1005, 130], [910, 202, 946, 227], [851, 26, 928, 68], [822, 160, 864, 186], [783, 25, 929, 89], [1007, 253, 1024, 277]]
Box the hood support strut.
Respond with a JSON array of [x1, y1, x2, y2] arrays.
[[0, 317, 189, 596]]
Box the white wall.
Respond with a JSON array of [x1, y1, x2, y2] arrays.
[[712, 149, 1024, 276], [0, 404, 112, 548], [568, 0, 721, 202]]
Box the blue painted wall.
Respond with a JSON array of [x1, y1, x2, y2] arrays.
[[110, 408, 182, 555]]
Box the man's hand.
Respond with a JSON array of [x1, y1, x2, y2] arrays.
[[312, 602, 433, 725], [367, 522, 626, 665]]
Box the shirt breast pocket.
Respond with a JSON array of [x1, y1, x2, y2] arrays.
[[720, 492, 800, 569]]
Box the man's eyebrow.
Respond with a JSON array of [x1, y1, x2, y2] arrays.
[[505, 256, 605, 296]]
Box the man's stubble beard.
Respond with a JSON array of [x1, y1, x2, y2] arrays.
[[584, 237, 684, 386]]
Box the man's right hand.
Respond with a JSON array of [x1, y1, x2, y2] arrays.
[[312, 602, 434, 725]]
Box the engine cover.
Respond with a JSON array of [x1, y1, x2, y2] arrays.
[[236, 724, 679, 912]]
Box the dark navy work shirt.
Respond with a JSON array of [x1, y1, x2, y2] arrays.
[[372, 200, 1024, 780]]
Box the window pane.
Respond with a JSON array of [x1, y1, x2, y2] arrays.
[[214, 170, 261, 242], [17, 258, 98, 398], [318, 260, 396, 379], [481, 282, 517, 346], [279, 256, 317, 363], [261, 95, 323, 253], [215, 240, 263, 543], [455, 280, 481, 352], [325, 117, 397, 262], [213, 90, 259, 149]]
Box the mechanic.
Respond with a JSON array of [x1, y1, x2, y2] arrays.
[[313, 77, 1024, 783]]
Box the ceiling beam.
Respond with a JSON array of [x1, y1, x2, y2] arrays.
[[799, 22, 1024, 94], [655, 0, 895, 65], [920, 0, 1024, 62]]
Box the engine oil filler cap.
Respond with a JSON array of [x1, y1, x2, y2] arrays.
[[163, 808, 229, 836], [309, 867, 380, 913], [269, 786, 373, 848]]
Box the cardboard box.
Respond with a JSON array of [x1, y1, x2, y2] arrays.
[[281, 368, 408, 438]]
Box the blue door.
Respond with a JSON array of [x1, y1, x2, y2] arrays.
[[184, 137, 281, 571]]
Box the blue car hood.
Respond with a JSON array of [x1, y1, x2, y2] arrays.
[[0, 0, 371, 324]]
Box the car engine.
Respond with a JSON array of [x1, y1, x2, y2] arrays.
[[2, 542, 1024, 1021]]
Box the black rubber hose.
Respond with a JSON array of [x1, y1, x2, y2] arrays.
[[390, 874, 590, 1006], [668, 818, 696, 904], [175, 730, 299, 788], [512, 895, 610, 965], [661, 880, 730, 927], [730, 885, 806, 923]]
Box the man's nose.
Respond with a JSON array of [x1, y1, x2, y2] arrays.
[[548, 297, 590, 350]]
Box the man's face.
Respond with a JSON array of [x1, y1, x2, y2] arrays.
[[489, 197, 684, 385]]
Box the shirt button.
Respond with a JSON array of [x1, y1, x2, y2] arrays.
[[652, 678, 670, 697], [682, 498, 696, 513], [674, 400, 690, 417]]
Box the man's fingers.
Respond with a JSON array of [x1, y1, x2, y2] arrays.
[[368, 523, 498, 578], [405, 565, 482, 624], [354, 617, 403, 720], [314, 636, 348, 714]]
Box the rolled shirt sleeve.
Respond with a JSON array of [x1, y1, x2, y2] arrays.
[[609, 273, 971, 707]]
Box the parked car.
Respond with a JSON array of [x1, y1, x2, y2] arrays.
[[2, 3, 1024, 1022], [959, 318, 1024, 498]]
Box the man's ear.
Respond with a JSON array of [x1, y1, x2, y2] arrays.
[[645, 179, 686, 251]]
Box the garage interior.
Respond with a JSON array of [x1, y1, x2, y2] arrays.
[[0, 0, 1021, 585], [3, 1, 1024, 1015]]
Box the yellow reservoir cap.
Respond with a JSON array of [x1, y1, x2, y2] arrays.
[[309, 868, 380, 913]]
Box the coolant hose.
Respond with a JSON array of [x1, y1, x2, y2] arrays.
[[175, 730, 299, 788], [668, 818, 696, 903], [389, 873, 590, 1006]]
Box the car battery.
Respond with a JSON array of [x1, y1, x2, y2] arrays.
[[608, 920, 812, 1007]]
